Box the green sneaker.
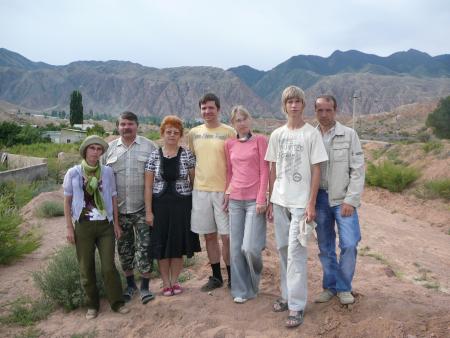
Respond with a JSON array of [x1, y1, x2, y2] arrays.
[[338, 291, 355, 305], [314, 289, 335, 303]]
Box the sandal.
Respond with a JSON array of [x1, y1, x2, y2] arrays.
[[123, 285, 137, 302], [272, 298, 288, 312], [140, 289, 155, 304], [162, 287, 173, 297], [172, 283, 183, 295], [286, 311, 304, 328]]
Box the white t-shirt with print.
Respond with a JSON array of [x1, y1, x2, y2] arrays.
[[265, 123, 328, 208]]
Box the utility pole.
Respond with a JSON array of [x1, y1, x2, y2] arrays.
[[352, 92, 359, 130]]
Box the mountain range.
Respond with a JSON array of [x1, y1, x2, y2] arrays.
[[1, 48, 450, 119]]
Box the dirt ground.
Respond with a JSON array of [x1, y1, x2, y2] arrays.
[[1, 186, 449, 338]]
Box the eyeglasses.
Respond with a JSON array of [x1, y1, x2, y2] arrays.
[[165, 130, 181, 136]]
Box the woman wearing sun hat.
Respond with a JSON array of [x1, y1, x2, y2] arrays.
[[63, 135, 130, 320]]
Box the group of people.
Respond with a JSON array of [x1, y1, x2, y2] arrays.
[[63, 85, 365, 329]]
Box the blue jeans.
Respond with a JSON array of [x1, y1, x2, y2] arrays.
[[315, 190, 361, 293]]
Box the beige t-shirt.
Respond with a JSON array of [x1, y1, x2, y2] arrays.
[[265, 123, 328, 208], [187, 123, 236, 192]]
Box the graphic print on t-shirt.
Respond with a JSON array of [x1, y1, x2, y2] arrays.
[[277, 133, 304, 183]]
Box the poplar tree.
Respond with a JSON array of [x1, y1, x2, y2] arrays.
[[69, 90, 83, 126]]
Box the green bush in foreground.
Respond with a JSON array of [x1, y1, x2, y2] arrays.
[[0, 297, 54, 326], [32, 245, 107, 311], [0, 195, 40, 265], [366, 161, 420, 192], [424, 179, 450, 200], [36, 201, 64, 218]]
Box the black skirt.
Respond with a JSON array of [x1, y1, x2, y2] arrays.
[[151, 191, 201, 259]]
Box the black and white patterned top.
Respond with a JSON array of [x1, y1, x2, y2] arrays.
[[145, 147, 195, 195]]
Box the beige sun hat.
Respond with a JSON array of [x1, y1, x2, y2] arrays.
[[79, 135, 109, 159]]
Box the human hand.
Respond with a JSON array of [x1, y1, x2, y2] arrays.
[[66, 226, 75, 244], [223, 194, 230, 212], [305, 202, 316, 222], [340, 203, 354, 217], [266, 203, 274, 222], [256, 203, 267, 214], [114, 224, 122, 239], [146, 212, 154, 226]]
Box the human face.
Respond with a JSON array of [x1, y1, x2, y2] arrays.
[[200, 100, 220, 124], [233, 112, 251, 137], [162, 125, 181, 146], [85, 144, 104, 166], [315, 98, 336, 129], [285, 97, 304, 118], [118, 118, 138, 140]]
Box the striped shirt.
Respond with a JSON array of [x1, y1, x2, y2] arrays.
[[104, 135, 156, 214]]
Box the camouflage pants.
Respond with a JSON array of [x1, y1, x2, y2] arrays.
[[117, 209, 152, 274]]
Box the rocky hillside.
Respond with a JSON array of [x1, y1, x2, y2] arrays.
[[229, 49, 450, 115], [1, 48, 450, 118], [0, 49, 273, 119]]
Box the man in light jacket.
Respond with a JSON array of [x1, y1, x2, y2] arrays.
[[314, 95, 365, 305]]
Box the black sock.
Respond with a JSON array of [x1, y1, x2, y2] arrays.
[[211, 263, 223, 282], [226, 265, 231, 282], [140, 277, 149, 290], [126, 275, 136, 288]]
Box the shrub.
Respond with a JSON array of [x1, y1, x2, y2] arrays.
[[32, 245, 108, 311], [146, 130, 161, 141], [422, 140, 443, 154], [0, 195, 40, 265], [426, 96, 450, 139], [7, 142, 78, 158], [366, 161, 420, 192], [424, 179, 450, 200], [36, 201, 64, 218], [0, 297, 54, 326]]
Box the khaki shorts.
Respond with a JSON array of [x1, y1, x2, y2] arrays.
[[191, 190, 229, 235]]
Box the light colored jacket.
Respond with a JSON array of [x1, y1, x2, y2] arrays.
[[324, 121, 365, 207], [63, 165, 117, 222]]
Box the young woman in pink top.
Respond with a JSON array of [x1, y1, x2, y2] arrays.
[[224, 106, 269, 303]]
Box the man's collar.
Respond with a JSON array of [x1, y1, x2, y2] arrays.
[[334, 121, 345, 135], [118, 135, 140, 147]]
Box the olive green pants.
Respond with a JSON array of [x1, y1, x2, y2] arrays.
[[75, 219, 124, 311]]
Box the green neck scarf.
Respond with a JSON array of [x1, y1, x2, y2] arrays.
[[81, 160, 106, 216]]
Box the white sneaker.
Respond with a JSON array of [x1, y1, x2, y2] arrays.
[[337, 291, 355, 305], [233, 297, 247, 304], [85, 309, 98, 320], [117, 305, 130, 314]]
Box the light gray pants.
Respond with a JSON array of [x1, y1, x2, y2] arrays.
[[229, 199, 267, 299], [273, 204, 307, 312]]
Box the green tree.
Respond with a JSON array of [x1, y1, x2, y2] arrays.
[[0, 121, 21, 146], [426, 96, 450, 139], [69, 90, 83, 126], [86, 123, 106, 136]]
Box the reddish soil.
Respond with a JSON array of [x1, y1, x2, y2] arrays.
[[1, 186, 449, 337]]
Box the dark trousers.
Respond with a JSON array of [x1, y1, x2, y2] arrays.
[[75, 219, 124, 311]]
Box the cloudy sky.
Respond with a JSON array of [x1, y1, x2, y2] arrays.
[[1, 0, 449, 70]]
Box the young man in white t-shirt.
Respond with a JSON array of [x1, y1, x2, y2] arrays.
[[265, 86, 328, 328]]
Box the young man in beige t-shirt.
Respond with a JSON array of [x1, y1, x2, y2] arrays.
[[187, 93, 235, 291]]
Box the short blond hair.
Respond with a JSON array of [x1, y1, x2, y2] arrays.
[[281, 86, 305, 114], [230, 105, 251, 123]]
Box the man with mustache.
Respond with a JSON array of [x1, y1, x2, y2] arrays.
[[104, 111, 157, 304]]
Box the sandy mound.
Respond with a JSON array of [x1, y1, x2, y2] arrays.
[[1, 189, 450, 337]]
